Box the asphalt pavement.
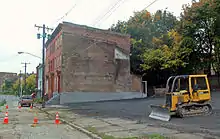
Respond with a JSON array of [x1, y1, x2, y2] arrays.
[[0, 98, 91, 139], [66, 92, 220, 137]]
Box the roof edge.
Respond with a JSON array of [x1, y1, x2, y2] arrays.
[[62, 21, 130, 38], [45, 23, 63, 48]]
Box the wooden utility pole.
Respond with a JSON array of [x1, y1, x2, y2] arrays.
[[35, 24, 53, 108], [21, 62, 30, 95], [19, 70, 22, 97]]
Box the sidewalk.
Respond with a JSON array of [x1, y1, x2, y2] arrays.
[[36, 105, 217, 139]]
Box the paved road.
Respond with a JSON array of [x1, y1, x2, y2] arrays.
[[0, 99, 91, 139], [67, 92, 220, 137]]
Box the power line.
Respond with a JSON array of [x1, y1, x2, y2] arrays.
[[51, 0, 161, 64], [143, 0, 160, 10], [64, 0, 160, 60], [51, 0, 81, 28], [92, 0, 122, 25], [93, 0, 160, 27], [59, 0, 128, 61], [95, 0, 128, 27], [92, 0, 126, 27]]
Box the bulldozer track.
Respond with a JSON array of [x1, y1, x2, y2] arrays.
[[177, 103, 212, 118]]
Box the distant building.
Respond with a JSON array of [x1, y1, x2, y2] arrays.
[[0, 72, 18, 91], [36, 64, 43, 98], [45, 22, 142, 104]]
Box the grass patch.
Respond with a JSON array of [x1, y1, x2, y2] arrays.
[[0, 92, 15, 95], [33, 98, 43, 104], [85, 126, 168, 139], [0, 99, 6, 107]]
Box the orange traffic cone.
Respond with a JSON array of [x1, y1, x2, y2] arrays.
[[55, 112, 60, 124], [30, 105, 33, 109], [33, 116, 38, 124], [31, 112, 38, 127], [18, 105, 21, 112], [6, 105, 8, 109], [3, 112, 8, 124]]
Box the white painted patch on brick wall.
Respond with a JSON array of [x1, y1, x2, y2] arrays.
[[114, 48, 129, 60]]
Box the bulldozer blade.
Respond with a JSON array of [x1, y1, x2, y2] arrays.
[[149, 105, 171, 122]]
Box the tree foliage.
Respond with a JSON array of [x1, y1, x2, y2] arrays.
[[2, 74, 37, 95], [141, 30, 191, 72], [179, 0, 220, 74], [1, 79, 14, 92], [110, 0, 220, 86], [110, 10, 177, 74]]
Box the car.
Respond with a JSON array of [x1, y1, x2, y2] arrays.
[[18, 95, 34, 107]]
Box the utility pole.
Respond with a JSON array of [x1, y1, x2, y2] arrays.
[[35, 24, 53, 108], [21, 62, 30, 95], [19, 70, 22, 97]]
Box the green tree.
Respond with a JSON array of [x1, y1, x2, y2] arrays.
[[110, 0, 220, 87], [26, 74, 36, 94], [1, 79, 14, 92], [180, 0, 219, 74], [141, 30, 191, 73], [110, 10, 177, 74], [12, 74, 36, 95]]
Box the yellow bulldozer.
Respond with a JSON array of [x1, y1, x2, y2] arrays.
[[149, 75, 212, 121]]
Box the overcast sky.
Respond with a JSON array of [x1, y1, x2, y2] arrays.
[[0, 0, 191, 74]]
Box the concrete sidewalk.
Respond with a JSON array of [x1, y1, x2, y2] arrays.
[[35, 105, 218, 139], [0, 101, 91, 139]]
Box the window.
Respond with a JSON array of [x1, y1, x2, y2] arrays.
[[59, 35, 62, 47], [56, 37, 60, 49], [54, 76, 57, 91], [54, 57, 57, 69], [50, 42, 55, 54], [52, 59, 54, 71], [174, 77, 189, 92], [49, 61, 51, 71], [55, 39, 57, 50], [191, 77, 208, 90], [59, 55, 62, 66]]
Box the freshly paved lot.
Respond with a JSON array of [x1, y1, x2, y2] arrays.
[[0, 100, 91, 139], [66, 92, 220, 137]]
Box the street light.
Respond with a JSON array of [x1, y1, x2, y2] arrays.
[[18, 51, 42, 101], [18, 51, 41, 59]]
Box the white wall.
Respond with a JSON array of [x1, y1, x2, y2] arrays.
[[59, 92, 147, 104]]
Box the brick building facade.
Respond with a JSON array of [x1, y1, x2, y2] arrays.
[[45, 26, 62, 99], [45, 22, 133, 100]]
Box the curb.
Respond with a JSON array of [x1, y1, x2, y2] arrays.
[[35, 106, 102, 139]]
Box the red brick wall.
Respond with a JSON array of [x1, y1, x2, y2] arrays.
[[61, 22, 132, 92], [45, 30, 63, 98], [131, 75, 141, 92], [62, 22, 130, 52], [45, 31, 62, 75]]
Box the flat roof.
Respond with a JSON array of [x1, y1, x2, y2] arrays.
[[45, 21, 130, 48]]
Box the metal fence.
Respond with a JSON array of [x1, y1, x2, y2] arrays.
[[0, 95, 18, 101]]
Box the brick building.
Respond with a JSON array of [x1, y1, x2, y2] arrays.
[[45, 22, 142, 104], [45, 26, 62, 99]]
